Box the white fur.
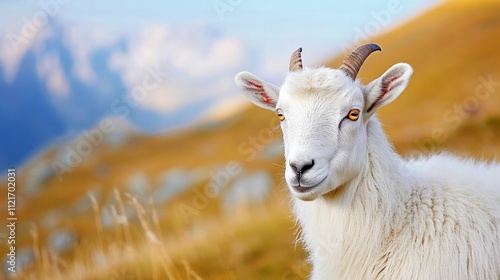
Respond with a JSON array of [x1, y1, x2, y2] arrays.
[[235, 58, 500, 279]]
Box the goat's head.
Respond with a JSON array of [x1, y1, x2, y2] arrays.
[[235, 44, 413, 201]]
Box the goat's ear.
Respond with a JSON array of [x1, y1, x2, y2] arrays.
[[235, 71, 279, 111], [363, 63, 413, 119]]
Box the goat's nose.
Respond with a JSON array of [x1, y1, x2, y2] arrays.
[[290, 159, 315, 179]]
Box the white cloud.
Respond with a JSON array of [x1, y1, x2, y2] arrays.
[[138, 81, 187, 113], [172, 36, 245, 79], [62, 27, 110, 84], [108, 23, 249, 114], [62, 26, 120, 84], [36, 52, 69, 97], [108, 25, 174, 89]]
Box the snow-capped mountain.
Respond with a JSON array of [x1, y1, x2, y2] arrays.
[[0, 20, 253, 170]]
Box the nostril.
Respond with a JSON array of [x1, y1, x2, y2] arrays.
[[290, 163, 299, 174], [302, 159, 315, 173]]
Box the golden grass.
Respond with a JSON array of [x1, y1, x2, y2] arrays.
[[9, 189, 305, 280], [12, 190, 178, 280]]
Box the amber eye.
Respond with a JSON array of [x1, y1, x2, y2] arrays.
[[276, 108, 285, 121], [348, 109, 360, 121]]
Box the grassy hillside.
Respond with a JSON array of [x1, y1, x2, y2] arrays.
[[2, 0, 500, 279]]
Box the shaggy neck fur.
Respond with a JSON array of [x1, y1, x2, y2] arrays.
[[294, 115, 500, 279], [293, 116, 410, 279]]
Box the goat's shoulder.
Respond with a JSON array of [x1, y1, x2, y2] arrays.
[[406, 153, 500, 195]]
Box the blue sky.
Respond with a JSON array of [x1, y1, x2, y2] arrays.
[[0, 0, 442, 168], [1, 0, 440, 65]]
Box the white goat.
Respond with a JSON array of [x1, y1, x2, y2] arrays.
[[235, 44, 500, 279]]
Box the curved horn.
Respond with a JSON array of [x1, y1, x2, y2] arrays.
[[339, 44, 381, 80], [289, 47, 303, 72]]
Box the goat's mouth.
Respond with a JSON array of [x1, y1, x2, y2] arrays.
[[291, 176, 328, 194]]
